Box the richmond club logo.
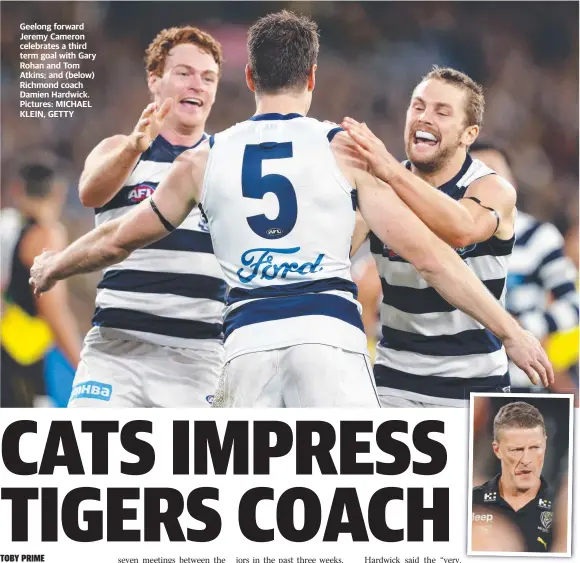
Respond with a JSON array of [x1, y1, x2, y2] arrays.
[[128, 182, 156, 203], [540, 511, 553, 530]]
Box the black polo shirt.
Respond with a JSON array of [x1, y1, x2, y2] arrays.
[[472, 473, 554, 552]]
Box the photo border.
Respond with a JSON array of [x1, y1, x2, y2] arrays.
[[467, 392, 574, 557]]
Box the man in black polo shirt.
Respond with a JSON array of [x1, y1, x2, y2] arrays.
[[472, 401, 555, 552]]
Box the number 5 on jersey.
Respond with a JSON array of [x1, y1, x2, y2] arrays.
[[242, 142, 297, 239]]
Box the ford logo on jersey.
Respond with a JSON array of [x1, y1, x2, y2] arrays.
[[128, 182, 156, 203], [456, 243, 477, 256], [237, 247, 325, 283]]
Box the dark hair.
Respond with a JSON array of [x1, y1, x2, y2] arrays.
[[247, 10, 319, 94], [19, 163, 55, 198], [470, 140, 512, 168], [420, 66, 485, 127], [145, 26, 223, 77], [493, 401, 546, 441]]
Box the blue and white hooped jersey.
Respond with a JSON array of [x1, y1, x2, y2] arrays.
[[200, 113, 367, 361], [506, 211, 579, 336], [371, 155, 514, 406], [92, 134, 226, 349]]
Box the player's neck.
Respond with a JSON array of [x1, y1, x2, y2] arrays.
[[254, 93, 308, 118], [499, 475, 541, 509], [160, 121, 206, 147], [411, 150, 468, 189]]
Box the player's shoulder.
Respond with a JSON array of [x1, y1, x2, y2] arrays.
[[303, 117, 347, 139], [327, 127, 369, 175], [538, 476, 555, 502], [92, 134, 128, 154], [83, 135, 129, 166], [209, 122, 261, 153], [467, 159, 517, 206]]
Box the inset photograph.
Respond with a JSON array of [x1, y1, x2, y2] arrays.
[[468, 393, 573, 557]]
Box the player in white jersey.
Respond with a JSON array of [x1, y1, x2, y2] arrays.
[[30, 12, 552, 408], [66, 27, 226, 407], [345, 67, 553, 407]]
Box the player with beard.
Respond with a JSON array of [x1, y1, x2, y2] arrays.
[[346, 67, 540, 407], [29, 23, 551, 407]]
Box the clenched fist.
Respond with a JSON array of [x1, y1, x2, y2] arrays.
[[29, 249, 60, 296]]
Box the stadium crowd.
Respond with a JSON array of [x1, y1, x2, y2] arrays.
[[1, 1, 578, 402]]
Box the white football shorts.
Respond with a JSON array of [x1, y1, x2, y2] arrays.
[[68, 327, 223, 407], [212, 343, 380, 408]]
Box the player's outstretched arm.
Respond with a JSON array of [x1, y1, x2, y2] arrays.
[[355, 174, 553, 388], [30, 146, 205, 295], [332, 128, 552, 385], [79, 100, 172, 207], [342, 117, 516, 247]]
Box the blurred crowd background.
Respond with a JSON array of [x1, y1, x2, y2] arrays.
[[1, 1, 578, 406]]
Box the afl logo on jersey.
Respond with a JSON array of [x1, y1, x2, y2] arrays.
[[128, 183, 156, 203], [267, 227, 283, 236]]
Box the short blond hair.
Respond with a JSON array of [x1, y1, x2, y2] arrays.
[[493, 401, 546, 441]]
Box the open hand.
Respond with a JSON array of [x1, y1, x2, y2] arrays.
[[503, 328, 554, 388], [129, 99, 173, 153], [341, 117, 398, 181]]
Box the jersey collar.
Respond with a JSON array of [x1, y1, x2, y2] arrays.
[[487, 473, 551, 511], [156, 132, 207, 155], [404, 154, 473, 196], [248, 113, 304, 121], [438, 154, 472, 194]]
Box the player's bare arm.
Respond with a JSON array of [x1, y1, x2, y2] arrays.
[[342, 117, 517, 247], [331, 131, 553, 387], [358, 174, 552, 387], [78, 100, 173, 207], [30, 144, 207, 295]]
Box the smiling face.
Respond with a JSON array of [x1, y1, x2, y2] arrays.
[[148, 43, 219, 130], [404, 78, 479, 173], [493, 426, 546, 493]]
